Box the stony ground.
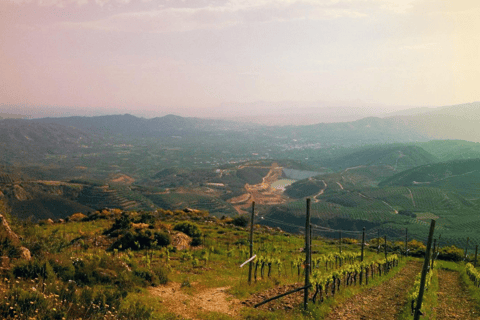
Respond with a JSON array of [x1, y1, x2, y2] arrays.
[[149, 282, 241, 320], [324, 260, 422, 320], [434, 269, 479, 320], [242, 282, 305, 311]]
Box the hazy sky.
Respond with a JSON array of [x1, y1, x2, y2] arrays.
[[1, 0, 479, 118]]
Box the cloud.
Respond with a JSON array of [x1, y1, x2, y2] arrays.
[[6, 0, 130, 6], [52, 0, 378, 33]]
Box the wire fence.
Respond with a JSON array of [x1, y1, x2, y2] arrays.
[[254, 199, 435, 246]]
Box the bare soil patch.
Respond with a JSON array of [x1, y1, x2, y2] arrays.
[[434, 269, 479, 320], [325, 260, 422, 320], [149, 282, 241, 319], [109, 174, 135, 185], [242, 282, 305, 311]]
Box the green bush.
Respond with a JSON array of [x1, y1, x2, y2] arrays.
[[0, 287, 50, 319], [138, 212, 157, 225], [0, 235, 21, 258], [153, 264, 169, 285], [173, 221, 202, 246], [48, 255, 75, 281], [173, 222, 202, 238], [109, 230, 171, 251], [134, 267, 159, 286], [118, 299, 154, 320], [231, 215, 249, 228], [438, 245, 464, 261], [12, 259, 55, 280], [154, 231, 171, 247], [104, 213, 132, 236]]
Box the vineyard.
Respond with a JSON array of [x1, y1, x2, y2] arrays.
[[1, 204, 480, 320]]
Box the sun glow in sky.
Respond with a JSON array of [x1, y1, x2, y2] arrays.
[[1, 0, 479, 118]]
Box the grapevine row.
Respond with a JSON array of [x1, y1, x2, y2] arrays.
[[408, 264, 435, 314], [310, 254, 399, 304], [466, 263, 480, 287]]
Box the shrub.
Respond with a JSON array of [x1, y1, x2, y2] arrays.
[[0, 287, 50, 319], [48, 255, 75, 281], [191, 237, 202, 247], [138, 212, 156, 225], [118, 299, 154, 320], [154, 231, 171, 247], [438, 245, 464, 261], [0, 236, 21, 258], [104, 213, 132, 236], [173, 222, 202, 238], [231, 215, 249, 227], [12, 259, 55, 280], [109, 230, 171, 251], [134, 267, 159, 286], [153, 264, 169, 285]]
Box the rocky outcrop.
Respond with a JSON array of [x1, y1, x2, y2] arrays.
[[0, 214, 31, 261], [0, 214, 19, 244], [19, 247, 31, 260]]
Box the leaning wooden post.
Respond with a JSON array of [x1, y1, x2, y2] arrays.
[[413, 219, 436, 320], [304, 198, 311, 311], [377, 229, 380, 254], [465, 237, 470, 261], [309, 225, 313, 275], [475, 245, 478, 267], [431, 239, 436, 270], [384, 235, 387, 260], [405, 228, 408, 257], [248, 201, 255, 284], [361, 227, 365, 262], [339, 231, 342, 254]]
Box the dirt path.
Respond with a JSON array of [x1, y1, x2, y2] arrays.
[[325, 260, 421, 320], [313, 180, 327, 203], [149, 282, 241, 319], [434, 269, 479, 320]]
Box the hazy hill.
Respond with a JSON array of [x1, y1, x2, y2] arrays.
[[379, 158, 480, 198], [313, 144, 437, 172], [35, 114, 256, 138], [285, 116, 431, 146], [389, 102, 480, 142], [0, 119, 91, 164], [416, 140, 480, 162]]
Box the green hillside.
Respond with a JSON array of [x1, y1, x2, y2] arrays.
[[315, 144, 437, 171], [265, 172, 480, 248], [379, 158, 480, 198], [145, 192, 236, 217], [415, 140, 480, 162]]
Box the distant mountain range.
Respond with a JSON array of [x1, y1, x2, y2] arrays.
[[0, 101, 478, 167], [34, 114, 256, 137]]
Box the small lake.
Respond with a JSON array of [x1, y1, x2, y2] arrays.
[[271, 179, 296, 190]]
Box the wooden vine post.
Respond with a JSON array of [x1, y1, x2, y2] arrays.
[[413, 219, 436, 320], [384, 235, 387, 260], [309, 225, 313, 275], [377, 229, 380, 254], [405, 228, 408, 257], [361, 227, 365, 262], [431, 239, 436, 270], [248, 201, 255, 284], [339, 231, 342, 254], [304, 198, 311, 311], [465, 237, 470, 260], [475, 245, 478, 267]]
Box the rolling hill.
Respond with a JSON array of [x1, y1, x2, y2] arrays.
[[379, 158, 480, 198], [0, 119, 91, 165]]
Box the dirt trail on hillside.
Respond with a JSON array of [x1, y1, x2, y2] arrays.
[[149, 282, 241, 319], [434, 269, 479, 319], [325, 260, 421, 320]]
